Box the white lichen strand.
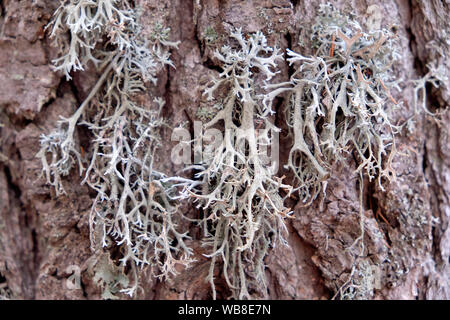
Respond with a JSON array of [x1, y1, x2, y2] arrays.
[[264, 3, 401, 203], [262, 3, 405, 300], [182, 28, 292, 300], [413, 62, 449, 116], [38, 0, 190, 296]]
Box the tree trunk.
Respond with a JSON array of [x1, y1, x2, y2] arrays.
[[0, 0, 448, 300]]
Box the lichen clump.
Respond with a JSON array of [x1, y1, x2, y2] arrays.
[[262, 3, 405, 299], [265, 3, 401, 204], [182, 28, 292, 299], [38, 0, 191, 296]]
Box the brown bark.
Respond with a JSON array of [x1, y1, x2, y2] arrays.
[[0, 0, 448, 299]]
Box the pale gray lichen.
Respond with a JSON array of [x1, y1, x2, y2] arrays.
[[262, 3, 405, 300], [334, 259, 381, 300], [264, 3, 401, 204], [413, 61, 448, 116], [38, 0, 191, 297], [181, 28, 293, 299], [0, 271, 12, 301], [88, 252, 130, 299], [37, 127, 83, 195], [0, 284, 12, 300], [204, 26, 218, 45]]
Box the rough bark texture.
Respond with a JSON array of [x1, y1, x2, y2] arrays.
[[0, 0, 448, 300]]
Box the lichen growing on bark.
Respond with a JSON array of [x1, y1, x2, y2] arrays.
[[37, 0, 192, 296], [181, 28, 293, 299]]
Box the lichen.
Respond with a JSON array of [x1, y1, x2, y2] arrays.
[[263, 3, 405, 299], [38, 0, 192, 297], [265, 3, 401, 204], [335, 259, 381, 300], [181, 28, 292, 299], [413, 62, 448, 116], [204, 26, 218, 45]]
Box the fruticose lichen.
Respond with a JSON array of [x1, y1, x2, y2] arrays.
[[0, 284, 12, 300], [181, 28, 293, 299], [413, 62, 448, 116], [333, 259, 381, 300], [263, 3, 404, 299], [264, 3, 401, 204], [37, 0, 192, 296]]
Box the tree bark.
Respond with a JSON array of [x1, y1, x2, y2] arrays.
[[0, 0, 448, 299]]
